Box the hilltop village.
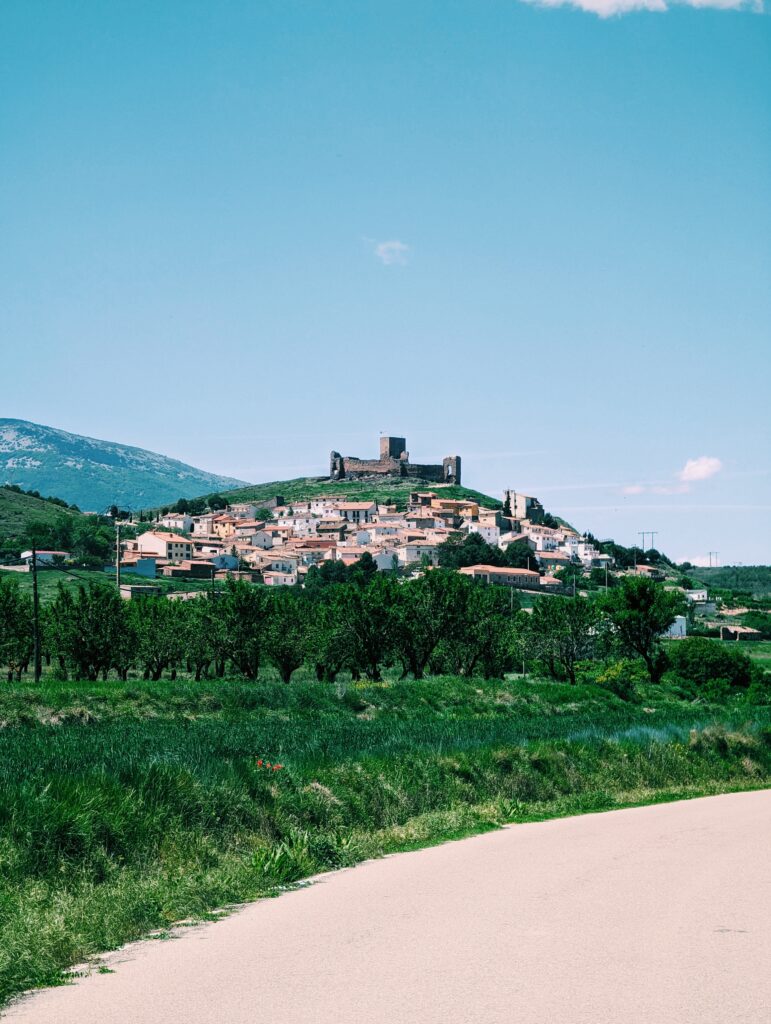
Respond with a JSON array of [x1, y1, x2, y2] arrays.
[[122, 489, 610, 590], [118, 436, 615, 593]]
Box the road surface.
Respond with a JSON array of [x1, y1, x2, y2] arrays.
[[5, 790, 770, 1023]]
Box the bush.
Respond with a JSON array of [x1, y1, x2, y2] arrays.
[[594, 659, 645, 702], [668, 638, 757, 691]]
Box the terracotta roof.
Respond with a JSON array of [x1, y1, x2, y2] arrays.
[[459, 564, 539, 577]]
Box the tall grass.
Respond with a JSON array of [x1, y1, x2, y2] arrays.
[[1, 673, 769, 1006]]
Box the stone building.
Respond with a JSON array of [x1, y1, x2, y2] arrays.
[[329, 435, 461, 485]]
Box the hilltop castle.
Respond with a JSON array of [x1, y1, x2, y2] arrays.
[[329, 436, 461, 485]]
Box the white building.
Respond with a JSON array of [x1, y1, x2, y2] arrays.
[[159, 513, 193, 533]]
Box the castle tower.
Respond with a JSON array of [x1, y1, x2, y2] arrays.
[[379, 436, 408, 461]]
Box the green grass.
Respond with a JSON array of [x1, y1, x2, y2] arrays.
[[0, 567, 215, 602], [211, 475, 502, 511], [0, 486, 80, 552], [0, 671, 769, 1006]]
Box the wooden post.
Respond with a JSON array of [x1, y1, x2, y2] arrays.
[[31, 545, 42, 683]]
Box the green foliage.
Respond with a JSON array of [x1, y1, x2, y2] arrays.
[[667, 638, 759, 692], [198, 476, 501, 514], [437, 532, 534, 572], [0, 576, 33, 681], [599, 577, 686, 682], [687, 565, 771, 599], [594, 659, 647, 702], [525, 596, 599, 685], [0, 674, 768, 1006]]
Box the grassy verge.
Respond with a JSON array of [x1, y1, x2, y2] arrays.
[[1, 673, 769, 1006]]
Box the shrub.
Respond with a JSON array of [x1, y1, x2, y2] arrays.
[[668, 638, 757, 691], [594, 659, 645, 702]]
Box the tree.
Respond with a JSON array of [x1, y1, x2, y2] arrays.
[[129, 597, 184, 681], [394, 570, 466, 679], [221, 579, 267, 678], [502, 493, 512, 518], [305, 596, 350, 682], [52, 583, 127, 681], [437, 532, 504, 570], [263, 589, 308, 683], [527, 596, 599, 685], [348, 551, 379, 587], [667, 637, 757, 690], [502, 538, 534, 571], [598, 578, 686, 683], [0, 576, 33, 681], [437, 582, 516, 678], [304, 559, 349, 594], [331, 576, 396, 681]]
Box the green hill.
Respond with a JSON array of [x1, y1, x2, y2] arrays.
[[214, 476, 502, 511], [0, 487, 80, 555], [688, 565, 771, 599]]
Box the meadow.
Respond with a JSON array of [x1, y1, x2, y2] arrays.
[[1, 670, 769, 1007]]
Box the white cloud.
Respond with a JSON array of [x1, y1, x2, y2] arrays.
[[374, 240, 409, 266], [520, 0, 761, 17], [678, 456, 723, 483]]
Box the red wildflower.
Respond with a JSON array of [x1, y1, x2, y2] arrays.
[[256, 759, 263, 767]]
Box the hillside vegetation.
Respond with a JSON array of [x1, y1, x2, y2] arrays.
[[0, 419, 246, 511], [1, 671, 769, 1005], [214, 475, 502, 511], [689, 565, 771, 599], [0, 486, 79, 553]]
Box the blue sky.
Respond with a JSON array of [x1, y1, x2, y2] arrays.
[[1, 2, 769, 564]]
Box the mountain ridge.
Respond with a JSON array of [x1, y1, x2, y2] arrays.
[[0, 419, 247, 511]]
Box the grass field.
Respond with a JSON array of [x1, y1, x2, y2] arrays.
[[212, 475, 502, 511], [1, 670, 769, 1007], [0, 567, 215, 602], [0, 487, 79, 552]]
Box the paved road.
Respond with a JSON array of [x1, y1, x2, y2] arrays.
[[6, 791, 770, 1024]]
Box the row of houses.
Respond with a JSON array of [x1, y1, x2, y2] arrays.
[[119, 490, 604, 590]]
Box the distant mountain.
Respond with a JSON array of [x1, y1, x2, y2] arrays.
[[0, 419, 247, 511]]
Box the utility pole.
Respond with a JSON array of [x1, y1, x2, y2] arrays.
[[115, 521, 121, 591], [709, 551, 719, 568], [605, 562, 609, 592], [31, 545, 42, 684], [649, 531, 658, 552]]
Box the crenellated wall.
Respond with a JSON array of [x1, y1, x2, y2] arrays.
[[329, 439, 461, 484]]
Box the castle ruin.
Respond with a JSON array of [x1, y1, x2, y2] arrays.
[[329, 436, 461, 485]]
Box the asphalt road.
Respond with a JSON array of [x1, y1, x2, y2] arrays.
[[6, 790, 770, 1024]]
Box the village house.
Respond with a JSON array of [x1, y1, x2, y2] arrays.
[[134, 531, 194, 563], [20, 549, 70, 568], [159, 512, 193, 533], [458, 564, 542, 588], [262, 569, 298, 587], [466, 522, 500, 545]]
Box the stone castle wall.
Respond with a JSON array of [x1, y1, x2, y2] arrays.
[[329, 440, 461, 485]]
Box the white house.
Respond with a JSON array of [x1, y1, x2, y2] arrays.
[[262, 570, 298, 587], [467, 523, 500, 545], [664, 615, 687, 639], [159, 513, 193, 533], [332, 501, 377, 524], [20, 550, 69, 568]]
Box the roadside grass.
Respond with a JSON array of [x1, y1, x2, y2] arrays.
[[1, 673, 769, 1007]]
